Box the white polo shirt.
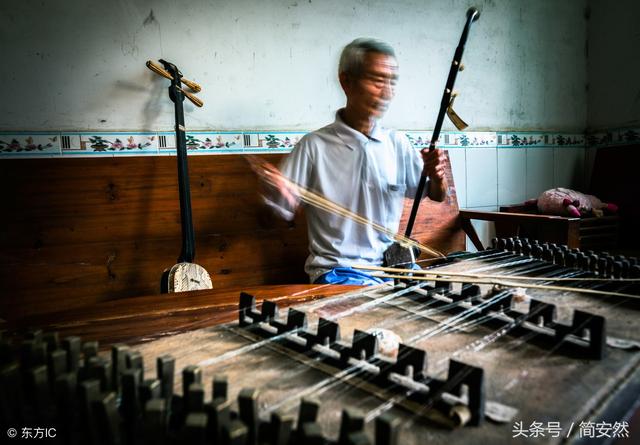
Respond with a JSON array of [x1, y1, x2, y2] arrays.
[[270, 110, 425, 282]]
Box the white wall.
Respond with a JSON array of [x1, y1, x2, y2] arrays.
[[0, 0, 588, 132]]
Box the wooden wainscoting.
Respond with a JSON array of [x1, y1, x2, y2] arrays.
[[0, 152, 464, 319]]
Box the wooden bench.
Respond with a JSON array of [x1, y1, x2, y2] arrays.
[[459, 207, 619, 250]]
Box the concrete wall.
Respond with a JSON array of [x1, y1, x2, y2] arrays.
[[583, 0, 640, 194], [587, 0, 640, 130], [0, 0, 588, 132]]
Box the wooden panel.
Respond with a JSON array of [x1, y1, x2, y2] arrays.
[[5, 284, 359, 347], [400, 152, 465, 256], [0, 153, 465, 319]]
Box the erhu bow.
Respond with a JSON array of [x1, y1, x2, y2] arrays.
[[384, 7, 480, 268]]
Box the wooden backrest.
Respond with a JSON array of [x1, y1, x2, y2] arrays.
[[0, 152, 463, 319]]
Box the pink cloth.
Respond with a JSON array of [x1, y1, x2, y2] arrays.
[[536, 188, 607, 217]]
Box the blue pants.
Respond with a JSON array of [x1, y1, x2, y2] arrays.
[[313, 267, 394, 286]]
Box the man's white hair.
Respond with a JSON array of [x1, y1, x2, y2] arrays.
[[338, 38, 396, 77]]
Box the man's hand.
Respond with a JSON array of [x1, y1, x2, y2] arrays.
[[245, 155, 299, 210], [420, 148, 447, 202], [421, 148, 446, 180]]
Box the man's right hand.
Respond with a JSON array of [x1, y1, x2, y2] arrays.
[[245, 155, 299, 210]]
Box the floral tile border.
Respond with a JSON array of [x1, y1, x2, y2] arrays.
[[61, 132, 158, 155], [404, 131, 433, 149], [185, 132, 244, 153], [254, 132, 306, 151], [405, 131, 496, 149], [497, 132, 585, 148], [586, 127, 640, 148], [1, 128, 634, 159], [0, 133, 61, 155], [442, 131, 497, 148]]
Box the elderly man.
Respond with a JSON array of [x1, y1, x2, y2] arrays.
[[264, 38, 447, 285]]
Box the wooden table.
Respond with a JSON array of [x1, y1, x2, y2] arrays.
[[3, 279, 640, 443], [3, 284, 361, 347]]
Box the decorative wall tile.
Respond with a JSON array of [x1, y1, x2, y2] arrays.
[[496, 131, 584, 148], [242, 133, 261, 148], [65, 133, 158, 155], [60, 133, 81, 153], [254, 132, 306, 152], [613, 127, 635, 144], [405, 131, 496, 149], [586, 131, 613, 149], [404, 131, 432, 149], [550, 133, 585, 148], [0, 129, 612, 158], [497, 132, 546, 148], [498, 132, 534, 148], [0, 133, 61, 155], [617, 128, 640, 144], [586, 127, 640, 148], [441, 131, 497, 148], [157, 132, 177, 154], [185, 132, 244, 154]]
